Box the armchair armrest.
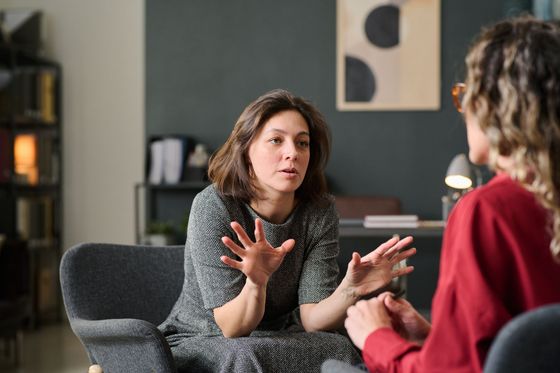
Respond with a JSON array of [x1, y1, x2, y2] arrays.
[[70, 317, 177, 373]]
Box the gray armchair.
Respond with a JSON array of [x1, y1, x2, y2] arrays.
[[60, 242, 185, 373], [484, 302, 560, 373]]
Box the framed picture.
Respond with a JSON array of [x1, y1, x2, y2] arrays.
[[336, 0, 441, 111]]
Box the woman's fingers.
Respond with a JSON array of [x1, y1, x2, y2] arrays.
[[348, 252, 362, 269], [230, 221, 254, 248], [384, 236, 414, 257], [390, 247, 417, 265], [221, 236, 245, 257], [280, 239, 296, 253], [220, 255, 242, 270], [370, 236, 399, 257], [254, 218, 265, 242], [391, 265, 414, 277]]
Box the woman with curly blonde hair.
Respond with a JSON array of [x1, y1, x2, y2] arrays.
[[338, 16, 560, 373]]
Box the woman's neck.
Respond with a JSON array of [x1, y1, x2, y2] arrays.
[[250, 194, 296, 224]]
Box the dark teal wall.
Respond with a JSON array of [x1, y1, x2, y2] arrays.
[[146, 0, 507, 219]]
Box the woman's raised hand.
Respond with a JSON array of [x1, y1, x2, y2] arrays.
[[220, 218, 295, 286], [344, 235, 416, 297]]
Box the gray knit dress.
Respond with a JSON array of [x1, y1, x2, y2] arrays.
[[158, 185, 362, 373]]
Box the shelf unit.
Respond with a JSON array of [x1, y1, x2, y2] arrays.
[[134, 181, 209, 244], [0, 41, 62, 326]]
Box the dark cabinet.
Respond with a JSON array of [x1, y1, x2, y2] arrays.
[[0, 41, 62, 326]]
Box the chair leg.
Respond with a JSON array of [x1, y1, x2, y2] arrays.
[[88, 364, 103, 373]]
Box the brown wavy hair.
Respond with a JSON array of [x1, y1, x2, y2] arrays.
[[463, 16, 560, 260], [208, 89, 331, 205]]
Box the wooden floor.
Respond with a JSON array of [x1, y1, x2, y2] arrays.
[[0, 322, 90, 373]]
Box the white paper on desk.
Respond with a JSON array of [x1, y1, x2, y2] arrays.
[[148, 140, 164, 184], [163, 138, 185, 184], [363, 220, 420, 228], [364, 214, 419, 222]]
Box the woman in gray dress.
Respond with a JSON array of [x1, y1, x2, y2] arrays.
[[158, 89, 416, 373]]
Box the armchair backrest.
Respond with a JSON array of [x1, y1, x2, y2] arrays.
[[60, 243, 185, 325], [484, 303, 560, 373]]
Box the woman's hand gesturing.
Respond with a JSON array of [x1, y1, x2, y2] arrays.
[[220, 218, 295, 286], [343, 235, 416, 298]]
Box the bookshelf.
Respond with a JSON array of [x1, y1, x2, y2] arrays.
[[0, 39, 62, 326], [135, 181, 209, 245], [136, 134, 210, 244]]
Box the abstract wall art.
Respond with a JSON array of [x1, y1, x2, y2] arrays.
[[336, 0, 441, 111]]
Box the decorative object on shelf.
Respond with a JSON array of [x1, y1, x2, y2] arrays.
[[0, 9, 42, 53], [442, 153, 482, 220], [336, 0, 441, 111], [185, 143, 209, 181]]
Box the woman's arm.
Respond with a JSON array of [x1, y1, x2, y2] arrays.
[[214, 219, 294, 337], [300, 236, 415, 332], [213, 278, 267, 338]]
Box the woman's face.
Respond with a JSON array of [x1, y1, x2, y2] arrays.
[[464, 108, 490, 165], [247, 110, 311, 200]]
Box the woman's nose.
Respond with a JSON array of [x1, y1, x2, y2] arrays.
[[284, 142, 298, 160]]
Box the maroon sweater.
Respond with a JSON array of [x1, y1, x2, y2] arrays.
[[363, 173, 560, 373]]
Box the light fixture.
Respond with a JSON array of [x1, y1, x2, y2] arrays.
[[14, 134, 38, 184], [442, 153, 483, 220], [445, 153, 473, 190]]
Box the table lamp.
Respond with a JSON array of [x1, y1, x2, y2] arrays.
[[442, 153, 477, 220], [445, 153, 473, 189]]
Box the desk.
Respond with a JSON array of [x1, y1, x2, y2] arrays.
[[339, 221, 445, 239]]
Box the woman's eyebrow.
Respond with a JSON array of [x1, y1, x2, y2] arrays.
[[264, 128, 310, 137]]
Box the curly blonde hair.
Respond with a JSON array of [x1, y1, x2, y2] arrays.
[[463, 16, 560, 260]]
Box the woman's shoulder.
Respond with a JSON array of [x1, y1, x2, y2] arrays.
[[459, 174, 530, 210], [192, 184, 240, 214], [451, 173, 542, 228]]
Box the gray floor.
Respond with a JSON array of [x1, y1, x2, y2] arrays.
[[0, 322, 90, 373]]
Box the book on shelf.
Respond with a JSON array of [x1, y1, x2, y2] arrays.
[[0, 67, 14, 121], [16, 196, 55, 242], [148, 139, 164, 184], [147, 135, 197, 185], [0, 128, 9, 183], [163, 137, 186, 184], [14, 67, 57, 123]]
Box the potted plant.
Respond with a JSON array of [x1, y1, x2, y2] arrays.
[[144, 221, 176, 246]]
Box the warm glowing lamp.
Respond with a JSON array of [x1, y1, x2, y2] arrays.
[[445, 154, 473, 190], [442, 153, 478, 220], [14, 134, 38, 184]]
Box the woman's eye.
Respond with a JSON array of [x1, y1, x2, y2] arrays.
[[269, 138, 281, 144], [298, 140, 310, 148]]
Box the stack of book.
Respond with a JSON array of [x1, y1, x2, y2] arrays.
[[148, 135, 196, 184], [363, 215, 419, 228]]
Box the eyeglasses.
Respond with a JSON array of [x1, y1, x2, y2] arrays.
[[451, 83, 466, 113]]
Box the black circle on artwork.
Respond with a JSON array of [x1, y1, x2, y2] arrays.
[[345, 56, 376, 102], [365, 5, 400, 48]]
